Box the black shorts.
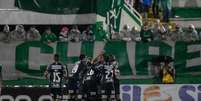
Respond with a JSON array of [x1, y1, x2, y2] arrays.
[[114, 78, 120, 94], [82, 80, 98, 95], [50, 88, 62, 99], [68, 78, 79, 94], [100, 82, 115, 95]]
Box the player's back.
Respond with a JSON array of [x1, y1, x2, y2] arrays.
[[48, 62, 64, 88], [101, 63, 114, 83]]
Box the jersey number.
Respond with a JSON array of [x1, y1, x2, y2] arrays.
[[53, 72, 61, 83], [105, 71, 113, 81]]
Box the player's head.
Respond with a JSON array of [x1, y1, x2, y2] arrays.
[[54, 54, 59, 62], [79, 54, 86, 61], [104, 54, 110, 63], [109, 54, 116, 62], [164, 61, 170, 65]]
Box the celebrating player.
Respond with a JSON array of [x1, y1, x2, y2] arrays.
[[109, 55, 121, 101], [44, 54, 68, 101], [68, 54, 88, 101], [100, 55, 116, 101]]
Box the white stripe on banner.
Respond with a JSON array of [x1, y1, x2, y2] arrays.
[[67, 42, 81, 57], [187, 44, 201, 68], [0, 42, 21, 80], [29, 47, 52, 70], [126, 42, 136, 75], [93, 41, 105, 58]]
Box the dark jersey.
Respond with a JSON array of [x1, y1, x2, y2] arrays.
[[68, 60, 88, 93], [70, 60, 88, 80], [47, 62, 65, 88], [83, 68, 95, 82], [93, 62, 104, 82], [101, 63, 114, 83], [82, 67, 98, 94], [100, 62, 115, 95]]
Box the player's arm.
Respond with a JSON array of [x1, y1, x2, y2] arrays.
[[159, 68, 163, 78], [63, 65, 68, 80], [113, 62, 120, 78], [92, 51, 104, 64], [172, 67, 176, 79], [44, 65, 50, 80]]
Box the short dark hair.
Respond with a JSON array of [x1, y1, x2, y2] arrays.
[[104, 54, 109, 62], [54, 54, 59, 61], [79, 54, 86, 60]]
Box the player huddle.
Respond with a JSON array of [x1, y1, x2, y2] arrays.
[[45, 53, 121, 101]]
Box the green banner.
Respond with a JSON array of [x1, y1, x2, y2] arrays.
[[1, 41, 201, 85], [15, 0, 96, 14], [15, 0, 122, 15], [14, 0, 142, 32]]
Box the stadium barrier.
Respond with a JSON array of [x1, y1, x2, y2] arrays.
[[0, 84, 201, 101], [121, 84, 201, 101]]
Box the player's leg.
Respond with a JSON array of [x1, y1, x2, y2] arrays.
[[82, 82, 90, 101], [67, 79, 77, 101], [106, 82, 115, 101], [50, 88, 57, 101], [77, 81, 84, 101], [57, 88, 63, 101], [100, 83, 108, 101], [89, 81, 98, 101], [114, 78, 121, 101]]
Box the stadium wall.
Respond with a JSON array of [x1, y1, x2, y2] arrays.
[[0, 84, 201, 101], [173, 0, 201, 7], [0, 10, 97, 24], [0, 0, 15, 9], [0, 0, 142, 31], [0, 41, 201, 86]]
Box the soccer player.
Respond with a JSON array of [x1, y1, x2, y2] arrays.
[[88, 52, 106, 101], [68, 54, 88, 101], [44, 54, 67, 101], [82, 62, 99, 101], [109, 55, 121, 101], [100, 55, 116, 101]]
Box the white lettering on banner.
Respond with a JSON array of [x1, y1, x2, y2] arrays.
[[15, 95, 31, 101], [148, 46, 159, 75], [0, 42, 19, 80], [67, 42, 81, 57], [48, 43, 57, 54], [0, 95, 14, 101], [127, 42, 136, 75], [0, 95, 70, 101], [38, 95, 52, 101], [93, 41, 105, 58], [164, 41, 175, 58], [0, 95, 53, 101], [187, 45, 201, 68], [149, 46, 159, 55], [164, 41, 175, 67], [29, 47, 52, 70]]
